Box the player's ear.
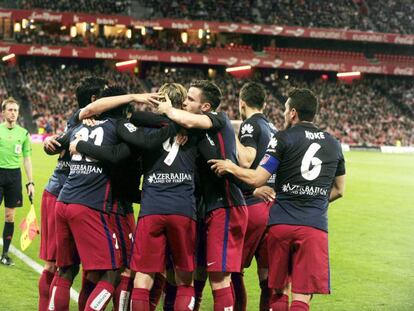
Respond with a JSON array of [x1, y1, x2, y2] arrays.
[[201, 102, 211, 112], [90, 95, 97, 103]]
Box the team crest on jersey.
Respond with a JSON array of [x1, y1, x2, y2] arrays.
[[241, 123, 254, 135], [124, 123, 137, 133], [267, 137, 278, 149]]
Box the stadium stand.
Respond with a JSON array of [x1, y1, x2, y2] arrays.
[[11, 0, 414, 34], [18, 0, 131, 14], [1, 61, 412, 146]]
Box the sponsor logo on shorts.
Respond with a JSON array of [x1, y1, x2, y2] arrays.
[[207, 261, 216, 267]]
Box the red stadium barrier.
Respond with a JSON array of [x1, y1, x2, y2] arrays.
[[0, 43, 413, 76], [1, 8, 413, 45]]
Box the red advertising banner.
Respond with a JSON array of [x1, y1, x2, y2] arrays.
[[0, 43, 412, 76], [1, 8, 413, 45]]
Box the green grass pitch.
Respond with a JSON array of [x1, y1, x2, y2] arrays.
[[0, 144, 413, 310]]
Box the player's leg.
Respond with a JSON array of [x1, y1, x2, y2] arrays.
[[163, 269, 176, 311], [267, 225, 292, 311], [78, 270, 99, 311], [130, 215, 166, 311], [289, 226, 330, 311], [1, 168, 23, 265], [49, 201, 81, 311], [206, 206, 248, 311], [192, 221, 207, 311], [114, 268, 135, 311], [150, 272, 166, 311], [84, 269, 121, 311], [166, 215, 197, 311], [39, 190, 58, 311], [69, 207, 122, 311], [193, 267, 207, 311], [113, 213, 136, 311]]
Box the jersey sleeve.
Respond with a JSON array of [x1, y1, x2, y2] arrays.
[[117, 119, 179, 150], [130, 111, 170, 128], [22, 130, 32, 157], [204, 111, 227, 130], [238, 120, 261, 149], [197, 133, 218, 161], [335, 144, 346, 176], [76, 141, 132, 164], [264, 131, 286, 161], [259, 131, 286, 174]]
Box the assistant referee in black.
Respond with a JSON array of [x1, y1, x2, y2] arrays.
[[0, 97, 34, 265]]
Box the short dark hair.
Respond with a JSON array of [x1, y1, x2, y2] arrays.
[[240, 82, 266, 110], [76, 77, 108, 109], [99, 86, 129, 119], [287, 88, 319, 122], [190, 80, 222, 110]]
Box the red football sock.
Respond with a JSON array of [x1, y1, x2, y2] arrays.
[[131, 288, 150, 311], [259, 279, 271, 311], [193, 279, 206, 311], [114, 275, 132, 311], [48, 273, 58, 299], [174, 285, 195, 311], [84, 280, 114, 311], [150, 273, 166, 311], [290, 300, 309, 311], [231, 273, 247, 311], [39, 270, 54, 311], [48, 276, 72, 311], [212, 287, 234, 311], [163, 281, 177, 311], [78, 273, 97, 311], [269, 293, 289, 311]]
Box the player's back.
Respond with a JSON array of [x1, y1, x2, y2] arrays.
[[201, 111, 245, 211], [268, 122, 345, 232], [58, 118, 120, 213], [140, 132, 199, 219], [238, 113, 277, 204]]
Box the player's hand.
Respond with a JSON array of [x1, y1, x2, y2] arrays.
[[150, 93, 172, 115], [69, 133, 82, 156], [83, 118, 96, 127], [133, 93, 163, 106], [253, 186, 276, 202], [176, 130, 188, 146], [43, 135, 61, 153], [26, 183, 35, 201], [208, 159, 234, 176]]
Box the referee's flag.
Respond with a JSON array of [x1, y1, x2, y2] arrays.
[[20, 200, 39, 251]]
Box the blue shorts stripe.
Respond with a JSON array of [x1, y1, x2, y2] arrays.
[[100, 212, 116, 270], [221, 208, 231, 271], [115, 215, 128, 267]]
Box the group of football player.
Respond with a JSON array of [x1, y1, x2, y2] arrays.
[[38, 76, 345, 311]]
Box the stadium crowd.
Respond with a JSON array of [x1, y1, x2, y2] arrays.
[[14, 29, 208, 53], [138, 0, 414, 34], [1, 61, 413, 146], [12, 0, 414, 35], [18, 0, 131, 14]]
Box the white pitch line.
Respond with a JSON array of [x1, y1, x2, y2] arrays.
[[0, 239, 79, 302]]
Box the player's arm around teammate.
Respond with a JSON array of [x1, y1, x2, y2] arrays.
[[0, 97, 34, 266]]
